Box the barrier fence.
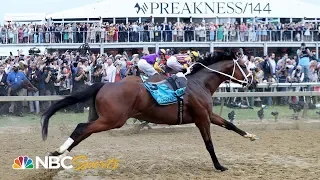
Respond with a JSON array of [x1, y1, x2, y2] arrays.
[[1, 92, 320, 102], [2, 30, 320, 45], [0, 82, 319, 102]]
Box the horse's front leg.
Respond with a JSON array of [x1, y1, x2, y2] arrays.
[[195, 116, 228, 171], [210, 112, 258, 141]]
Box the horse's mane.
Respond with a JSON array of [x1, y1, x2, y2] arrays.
[[188, 51, 236, 75]]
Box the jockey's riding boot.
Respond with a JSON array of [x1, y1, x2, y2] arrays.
[[184, 67, 191, 75]]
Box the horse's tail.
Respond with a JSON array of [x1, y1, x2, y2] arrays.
[[41, 82, 105, 141]]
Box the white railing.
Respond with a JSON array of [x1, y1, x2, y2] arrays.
[[219, 82, 320, 88], [1, 91, 320, 102], [1, 30, 319, 44], [1, 82, 319, 102]]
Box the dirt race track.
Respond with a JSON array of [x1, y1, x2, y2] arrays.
[[1, 120, 320, 180]]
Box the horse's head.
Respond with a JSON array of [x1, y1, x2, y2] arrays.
[[229, 57, 257, 90], [188, 51, 257, 90]]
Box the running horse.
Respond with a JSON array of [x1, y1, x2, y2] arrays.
[[41, 51, 258, 171]]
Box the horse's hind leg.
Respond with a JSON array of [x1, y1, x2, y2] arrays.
[[49, 118, 125, 157], [210, 113, 258, 141], [195, 117, 228, 171]]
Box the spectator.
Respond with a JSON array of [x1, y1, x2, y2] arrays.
[[276, 59, 289, 105], [0, 64, 8, 113], [6, 64, 26, 116], [93, 64, 103, 83], [308, 60, 319, 82], [102, 58, 116, 83], [262, 53, 276, 82], [73, 66, 88, 113], [297, 42, 313, 82], [43, 66, 58, 110], [27, 63, 41, 114]]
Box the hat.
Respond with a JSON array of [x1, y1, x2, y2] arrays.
[[158, 49, 166, 55], [13, 63, 19, 67], [132, 54, 139, 58], [19, 60, 27, 66], [115, 54, 122, 59], [190, 51, 199, 57]]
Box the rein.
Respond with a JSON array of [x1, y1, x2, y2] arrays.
[[185, 58, 253, 88]]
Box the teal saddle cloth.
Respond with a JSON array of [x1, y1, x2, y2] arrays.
[[141, 75, 187, 106]]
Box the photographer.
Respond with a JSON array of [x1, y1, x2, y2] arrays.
[[42, 66, 58, 110], [308, 61, 319, 82], [275, 60, 289, 105], [290, 65, 304, 83], [125, 54, 140, 77], [297, 43, 313, 82], [93, 64, 103, 83], [27, 63, 41, 114], [289, 65, 305, 103], [73, 66, 88, 113], [81, 59, 91, 85], [57, 67, 71, 95]]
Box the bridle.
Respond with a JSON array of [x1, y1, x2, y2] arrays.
[[185, 56, 253, 88]]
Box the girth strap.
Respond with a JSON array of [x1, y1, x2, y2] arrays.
[[166, 77, 184, 125]]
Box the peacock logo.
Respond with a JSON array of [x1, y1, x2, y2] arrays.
[[12, 156, 34, 169]]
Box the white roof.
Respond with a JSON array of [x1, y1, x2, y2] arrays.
[[46, 0, 320, 19], [4, 13, 46, 22]]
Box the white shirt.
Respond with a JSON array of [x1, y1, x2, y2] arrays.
[[0, 73, 3, 83], [268, 58, 276, 74], [5, 64, 11, 74], [132, 24, 138, 32], [247, 61, 256, 71], [102, 64, 116, 83]]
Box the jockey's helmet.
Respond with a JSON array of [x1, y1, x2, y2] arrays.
[[190, 51, 199, 57], [158, 49, 166, 55]]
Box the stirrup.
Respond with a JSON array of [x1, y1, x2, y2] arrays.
[[176, 72, 187, 80], [184, 67, 191, 76]]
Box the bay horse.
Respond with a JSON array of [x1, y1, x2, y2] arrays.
[[41, 51, 258, 171]]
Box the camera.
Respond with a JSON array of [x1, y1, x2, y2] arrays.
[[250, 67, 258, 72], [60, 75, 66, 81], [45, 66, 58, 81], [94, 64, 102, 70], [44, 57, 55, 66], [29, 47, 41, 55]]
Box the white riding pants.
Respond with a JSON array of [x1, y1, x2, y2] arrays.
[[137, 59, 158, 76], [166, 56, 184, 72]]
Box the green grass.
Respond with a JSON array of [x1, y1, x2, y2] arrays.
[[0, 106, 319, 128]]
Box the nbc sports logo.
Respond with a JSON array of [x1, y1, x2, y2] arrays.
[[12, 156, 34, 169], [12, 155, 120, 170], [12, 155, 72, 169]]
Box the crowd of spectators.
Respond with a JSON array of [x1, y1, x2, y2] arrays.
[[0, 50, 141, 116], [0, 42, 320, 116], [1, 20, 320, 44]]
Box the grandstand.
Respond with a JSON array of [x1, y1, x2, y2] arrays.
[[1, 0, 320, 58]]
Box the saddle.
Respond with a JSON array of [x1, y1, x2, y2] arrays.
[[143, 74, 187, 125]]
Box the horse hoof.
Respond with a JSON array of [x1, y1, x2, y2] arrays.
[[48, 151, 61, 156], [245, 133, 259, 141], [215, 165, 228, 171]]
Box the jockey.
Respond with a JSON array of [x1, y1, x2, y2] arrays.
[[166, 50, 199, 74], [137, 49, 167, 76]]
